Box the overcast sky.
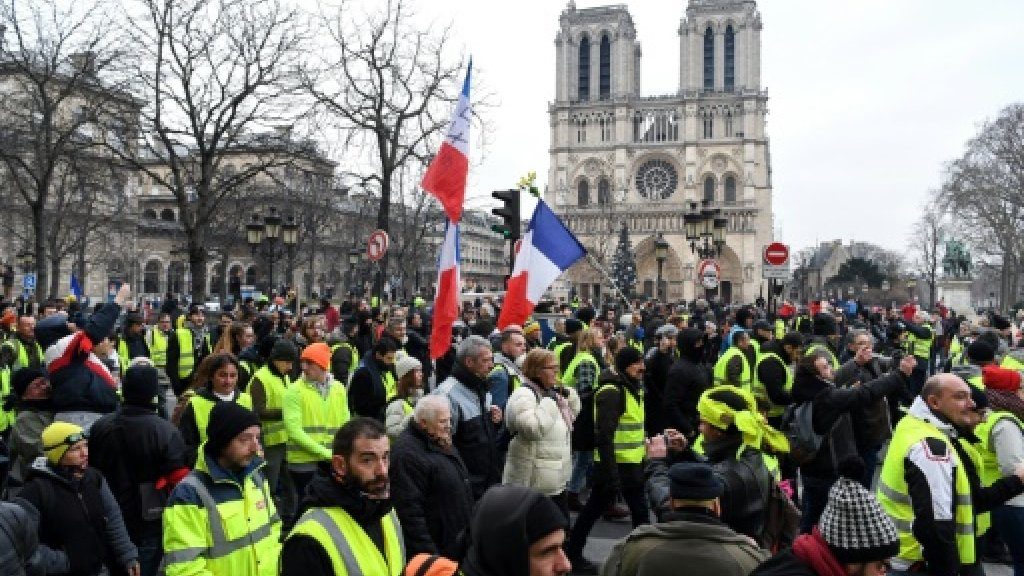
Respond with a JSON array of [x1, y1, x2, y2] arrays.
[[407, 0, 1024, 255]]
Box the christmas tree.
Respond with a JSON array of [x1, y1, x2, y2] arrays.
[[610, 222, 637, 299]]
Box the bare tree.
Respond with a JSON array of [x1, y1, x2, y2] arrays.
[[112, 0, 310, 300], [0, 0, 127, 298], [306, 0, 467, 298], [909, 204, 947, 308]]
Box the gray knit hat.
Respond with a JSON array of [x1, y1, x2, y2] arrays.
[[819, 477, 899, 563]]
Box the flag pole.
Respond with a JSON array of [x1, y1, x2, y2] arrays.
[[585, 253, 634, 312]]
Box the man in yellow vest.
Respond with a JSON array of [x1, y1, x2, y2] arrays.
[[249, 339, 298, 525], [329, 318, 360, 384], [163, 402, 281, 576], [116, 313, 150, 378], [877, 373, 1024, 576], [281, 417, 405, 576], [165, 305, 212, 397], [903, 310, 935, 396], [0, 313, 43, 437], [753, 332, 803, 425], [565, 347, 648, 572], [805, 312, 841, 370], [712, 329, 754, 389], [284, 341, 351, 500], [348, 338, 398, 422]]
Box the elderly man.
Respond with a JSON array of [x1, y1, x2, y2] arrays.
[[434, 335, 502, 500], [877, 374, 1024, 576], [390, 394, 474, 558]]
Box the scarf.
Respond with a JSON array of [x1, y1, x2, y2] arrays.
[[792, 528, 846, 576], [521, 378, 574, 431]]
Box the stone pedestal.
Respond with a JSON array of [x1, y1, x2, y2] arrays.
[[937, 278, 973, 316]]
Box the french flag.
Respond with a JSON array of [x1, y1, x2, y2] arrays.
[[498, 200, 586, 329], [421, 60, 472, 223], [430, 219, 461, 360]]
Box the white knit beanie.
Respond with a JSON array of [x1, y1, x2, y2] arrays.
[[395, 354, 422, 381]]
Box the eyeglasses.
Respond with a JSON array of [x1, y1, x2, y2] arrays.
[[43, 431, 88, 451]]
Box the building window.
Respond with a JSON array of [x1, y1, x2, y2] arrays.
[[635, 159, 679, 201], [725, 175, 737, 203], [599, 35, 611, 99], [724, 25, 735, 91], [160, 208, 175, 222], [578, 179, 590, 206], [599, 115, 612, 141], [725, 110, 734, 137], [703, 117, 713, 139], [597, 178, 611, 205], [168, 262, 185, 295], [703, 26, 714, 91], [703, 175, 716, 202], [578, 36, 591, 102], [142, 209, 157, 219], [577, 118, 587, 143], [143, 260, 160, 293]]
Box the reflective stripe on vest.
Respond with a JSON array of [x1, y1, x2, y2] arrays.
[[191, 393, 254, 445], [288, 507, 405, 576], [905, 326, 934, 360], [712, 346, 751, 388], [163, 472, 280, 568], [593, 383, 645, 464], [561, 351, 597, 390], [877, 415, 977, 565], [331, 342, 360, 377], [383, 370, 396, 403], [118, 339, 130, 374], [252, 366, 291, 446], [753, 351, 792, 418], [286, 380, 350, 465], [148, 328, 168, 367]]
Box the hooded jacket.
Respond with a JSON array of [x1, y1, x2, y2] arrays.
[[280, 469, 396, 576], [458, 486, 561, 576], [664, 328, 711, 439], [39, 303, 121, 413], [644, 346, 676, 436], [349, 355, 397, 421], [0, 498, 41, 576]]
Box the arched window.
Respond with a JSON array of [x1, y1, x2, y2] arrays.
[[597, 178, 611, 205], [578, 36, 591, 102], [245, 265, 257, 286], [160, 208, 175, 222], [143, 260, 160, 293], [167, 262, 185, 295], [724, 175, 737, 203], [703, 26, 714, 91], [578, 179, 590, 206], [599, 35, 611, 99], [142, 208, 157, 219], [703, 175, 716, 202], [724, 25, 735, 91]]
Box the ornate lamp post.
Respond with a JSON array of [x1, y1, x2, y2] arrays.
[[347, 249, 361, 295], [246, 206, 298, 294], [684, 200, 727, 260], [655, 233, 668, 301]]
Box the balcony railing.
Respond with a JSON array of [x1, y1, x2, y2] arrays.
[[558, 200, 759, 235]]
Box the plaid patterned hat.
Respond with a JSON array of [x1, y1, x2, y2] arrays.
[[820, 477, 899, 563]]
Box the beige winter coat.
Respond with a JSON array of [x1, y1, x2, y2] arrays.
[[503, 384, 581, 496]]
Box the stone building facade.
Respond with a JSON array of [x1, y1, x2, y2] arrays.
[[547, 0, 774, 304]]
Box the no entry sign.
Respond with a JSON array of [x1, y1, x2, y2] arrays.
[[763, 242, 790, 266], [368, 230, 389, 262]]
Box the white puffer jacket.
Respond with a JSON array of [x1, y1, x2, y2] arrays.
[[503, 384, 581, 496]]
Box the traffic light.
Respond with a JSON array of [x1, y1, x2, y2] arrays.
[[491, 189, 521, 240]]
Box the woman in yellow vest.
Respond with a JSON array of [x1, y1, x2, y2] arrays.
[[384, 354, 423, 440], [249, 339, 298, 524], [177, 352, 252, 467]]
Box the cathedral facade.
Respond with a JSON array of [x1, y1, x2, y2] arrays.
[[547, 0, 774, 304]]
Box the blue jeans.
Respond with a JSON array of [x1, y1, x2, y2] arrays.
[[994, 505, 1024, 576], [567, 451, 593, 495], [135, 531, 162, 576]]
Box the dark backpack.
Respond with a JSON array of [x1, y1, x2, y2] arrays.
[[780, 401, 823, 465], [761, 479, 801, 554]]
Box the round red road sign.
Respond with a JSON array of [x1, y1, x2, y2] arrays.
[[764, 242, 790, 266], [368, 230, 389, 262]]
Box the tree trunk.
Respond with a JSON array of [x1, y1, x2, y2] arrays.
[[32, 205, 48, 301], [48, 255, 61, 301], [188, 228, 207, 303]]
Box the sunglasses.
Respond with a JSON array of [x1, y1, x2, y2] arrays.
[[43, 431, 89, 451]]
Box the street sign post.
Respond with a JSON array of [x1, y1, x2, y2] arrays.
[[763, 242, 790, 266], [22, 273, 36, 291], [698, 259, 721, 290], [367, 230, 389, 262]]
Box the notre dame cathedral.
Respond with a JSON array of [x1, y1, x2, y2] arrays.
[[547, 0, 774, 304]]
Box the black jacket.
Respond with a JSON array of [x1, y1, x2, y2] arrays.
[[664, 329, 711, 440], [833, 356, 911, 449], [791, 368, 908, 478], [749, 548, 817, 576], [755, 341, 794, 407], [89, 405, 187, 538], [594, 369, 643, 485], [389, 421, 474, 558], [644, 348, 675, 436], [348, 356, 396, 422], [280, 470, 396, 576]]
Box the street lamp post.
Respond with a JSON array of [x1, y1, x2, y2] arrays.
[[683, 200, 727, 260], [246, 206, 298, 295], [347, 249, 361, 295], [655, 233, 668, 302]]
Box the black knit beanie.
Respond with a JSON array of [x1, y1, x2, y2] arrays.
[[269, 339, 298, 363], [10, 368, 45, 399], [615, 347, 644, 373], [122, 365, 160, 407], [204, 402, 260, 458]]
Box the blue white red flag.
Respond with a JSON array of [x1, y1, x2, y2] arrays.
[[421, 60, 472, 223], [498, 200, 586, 329], [430, 219, 461, 359]]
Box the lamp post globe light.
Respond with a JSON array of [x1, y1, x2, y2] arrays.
[[655, 233, 668, 301], [684, 199, 727, 260], [246, 206, 299, 295]]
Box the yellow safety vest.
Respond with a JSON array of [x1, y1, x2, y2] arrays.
[[552, 342, 572, 379], [561, 351, 598, 389], [1001, 354, 1024, 371], [0, 339, 43, 433], [284, 379, 350, 465], [147, 328, 168, 368], [877, 414, 978, 566], [175, 328, 210, 379], [250, 366, 291, 447], [593, 383, 645, 464], [948, 336, 966, 366], [488, 363, 521, 395], [713, 346, 752, 389], [287, 506, 405, 576], [162, 456, 281, 576], [190, 392, 253, 446], [905, 325, 934, 360], [774, 319, 786, 340], [382, 370, 396, 403], [972, 411, 1024, 536], [752, 351, 792, 418]]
